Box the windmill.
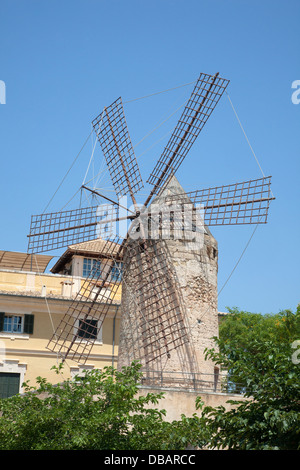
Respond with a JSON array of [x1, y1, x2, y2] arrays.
[[27, 72, 274, 373]]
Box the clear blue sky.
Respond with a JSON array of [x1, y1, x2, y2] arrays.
[[0, 0, 299, 315]]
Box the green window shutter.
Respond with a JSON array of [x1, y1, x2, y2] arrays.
[[0, 373, 20, 399], [23, 314, 34, 334], [0, 312, 4, 332]]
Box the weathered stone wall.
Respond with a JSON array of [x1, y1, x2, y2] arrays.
[[164, 230, 219, 377]]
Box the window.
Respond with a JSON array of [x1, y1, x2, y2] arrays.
[[0, 313, 34, 335], [77, 319, 98, 340], [83, 258, 101, 278], [4, 315, 23, 333], [111, 262, 123, 282]]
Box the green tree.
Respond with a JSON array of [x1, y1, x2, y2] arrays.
[[0, 361, 206, 450], [200, 306, 300, 450], [219, 305, 300, 348]]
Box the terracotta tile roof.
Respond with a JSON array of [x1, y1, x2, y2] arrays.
[[0, 251, 53, 273]]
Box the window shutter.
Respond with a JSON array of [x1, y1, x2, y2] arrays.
[[0, 312, 5, 332], [23, 314, 34, 334]]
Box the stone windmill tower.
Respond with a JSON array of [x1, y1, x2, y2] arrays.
[[117, 175, 219, 384]]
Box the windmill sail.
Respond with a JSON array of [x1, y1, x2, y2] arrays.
[[165, 176, 275, 226], [27, 203, 121, 254], [145, 72, 230, 204], [92, 97, 144, 201], [46, 236, 124, 363], [119, 237, 189, 366]]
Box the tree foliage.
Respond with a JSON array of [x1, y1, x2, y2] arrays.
[[1, 307, 299, 450], [0, 361, 206, 450], [200, 305, 300, 450], [219, 305, 300, 348]]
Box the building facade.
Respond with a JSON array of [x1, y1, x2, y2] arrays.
[[0, 246, 121, 398]]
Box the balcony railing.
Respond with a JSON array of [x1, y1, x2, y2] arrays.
[[140, 369, 248, 395]]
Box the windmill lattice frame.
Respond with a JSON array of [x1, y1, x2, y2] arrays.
[[27, 72, 274, 365]]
